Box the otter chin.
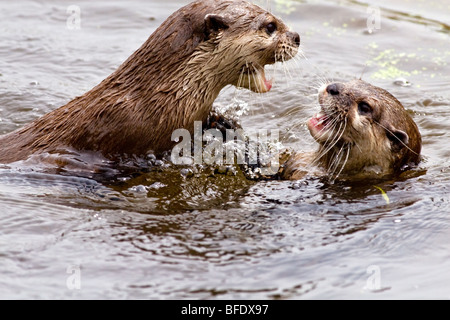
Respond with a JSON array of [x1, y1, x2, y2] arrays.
[[0, 0, 300, 167], [236, 63, 273, 93], [281, 80, 422, 180]]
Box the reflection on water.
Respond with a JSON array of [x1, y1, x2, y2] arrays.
[[1, 0, 450, 299]]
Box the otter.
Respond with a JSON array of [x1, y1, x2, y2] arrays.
[[280, 80, 422, 180], [0, 0, 300, 167]]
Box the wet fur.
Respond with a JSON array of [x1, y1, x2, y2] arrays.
[[0, 0, 298, 164], [282, 80, 422, 180]]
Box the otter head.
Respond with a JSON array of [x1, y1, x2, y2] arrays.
[[156, 0, 300, 95], [308, 79, 421, 176], [203, 1, 301, 93]]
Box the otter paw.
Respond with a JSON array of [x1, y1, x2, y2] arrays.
[[206, 112, 241, 135]]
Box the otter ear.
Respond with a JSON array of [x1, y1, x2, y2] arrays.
[[204, 14, 230, 38], [385, 125, 409, 151]]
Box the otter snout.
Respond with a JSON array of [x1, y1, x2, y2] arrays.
[[286, 31, 301, 47], [326, 83, 342, 96]]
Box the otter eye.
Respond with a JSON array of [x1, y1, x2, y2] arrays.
[[358, 101, 372, 116], [265, 22, 277, 35]]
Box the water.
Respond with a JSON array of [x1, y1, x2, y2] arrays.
[[1, 0, 449, 299]]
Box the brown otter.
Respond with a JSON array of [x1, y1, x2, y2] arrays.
[[0, 0, 300, 166], [280, 80, 422, 180]]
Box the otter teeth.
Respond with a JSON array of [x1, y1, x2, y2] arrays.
[[316, 112, 329, 125], [255, 67, 272, 93], [240, 65, 273, 93]]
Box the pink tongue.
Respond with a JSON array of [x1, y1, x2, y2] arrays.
[[309, 113, 327, 130], [264, 78, 273, 91]]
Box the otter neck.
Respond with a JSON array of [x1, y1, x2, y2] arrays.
[[22, 31, 235, 157], [316, 143, 350, 173], [65, 41, 229, 156], [317, 142, 393, 176], [115, 43, 225, 115]]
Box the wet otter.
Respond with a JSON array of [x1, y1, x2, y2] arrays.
[[0, 0, 300, 166], [281, 80, 422, 180]]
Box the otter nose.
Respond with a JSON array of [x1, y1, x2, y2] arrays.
[[287, 31, 300, 47], [326, 83, 340, 96]]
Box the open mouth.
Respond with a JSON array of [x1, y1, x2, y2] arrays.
[[307, 109, 333, 142], [308, 111, 329, 132], [238, 64, 273, 93], [307, 88, 335, 141]]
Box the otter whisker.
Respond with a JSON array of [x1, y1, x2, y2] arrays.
[[297, 46, 307, 60], [352, 140, 363, 154], [302, 119, 347, 173], [281, 60, 296, 81], [283, 46, 303, 70], [313, 119, 339, 144], [263, 0, 272, 13], [311, 77, 327, 88], [277, 45, 297, 81], [305, 91, 320, 99], [316, 111, 341, 135], [246, 62, 253, 94], [302, 57, 334, 89], [325, 118, 347, 152], [236, 69, 245, 90], [277, 54, 291, 81], [233, 67, 247, 101], [327, 150, 343, 178], [312, 119, 347, 165], [287, 53, 302, 71], [251, 67, 261, 93], [326, 119, 346, 148], [317, 117, 338, 138], [333, 143, 351, 180], [327, 144, 345, 180], [241, 61, 270, 116], [327, 145, 345, 176]]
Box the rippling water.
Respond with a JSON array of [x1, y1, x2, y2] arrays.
[[1, 0, 449, 299]]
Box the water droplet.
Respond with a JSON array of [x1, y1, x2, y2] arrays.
[[149, 182, 166, 189], [154, 160, 164, 166], [393, 77, 412, 87], [180, 168, 194, 178], [215, 166, 228, 174], [129, 185, 148, 193], [364, 29, 376, 35]]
